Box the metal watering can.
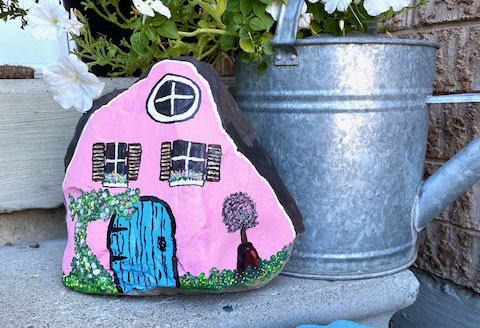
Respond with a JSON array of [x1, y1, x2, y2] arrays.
[[236, 0, 480, 279]]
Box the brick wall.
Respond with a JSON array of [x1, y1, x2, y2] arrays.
[[388, 0, 480, 292]]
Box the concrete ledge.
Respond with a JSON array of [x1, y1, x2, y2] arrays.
[[0, 207, 66, 245], [0, 239, 419, 328]]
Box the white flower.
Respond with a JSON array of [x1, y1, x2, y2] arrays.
[[298, 3, 313, 29], [27, 0, 69, 40], [322, 0, 352, 14], [266, 0, 282, 21], [61, 8, 83, 36], [43, 54, 105, 113], [132, 0, 171, 18], [93, 269, 100, 275], [363, 0, 411, 16], [267, 1, 313, 29]]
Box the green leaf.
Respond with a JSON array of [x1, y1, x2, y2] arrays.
[[263, 42, 274, 56], [248, 17, 266, 31], [145, 26, 157, 41], [239, 0, 254, 16], [198, 0, 223, 25], [226, 0, 240, 12], [256, 59, 268, 73], [258, 12, 274, 30], [216, 0, 227, 18], [239, 38, 255, 53], [239, 27, 250, 39], [324, 17, 342, 36], [150, 15, 167, 27], [130, 32, 149, 57], [198, 0, 217, 18], [107, 48, 117, 58], [157, 20, 179, 39], [253, 2, 267, 16], [219, 35, 237, 51], [258, 0, 272, 4], [240, 52, 253, 63], [167, 40, 188, 57], [233, 13, 244, 25]]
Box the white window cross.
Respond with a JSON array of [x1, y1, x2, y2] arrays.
[[105, 142, 127, 174], [155, 81, 195, 116], [171, 142, 205, 171]]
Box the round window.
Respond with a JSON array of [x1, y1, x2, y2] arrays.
[[146, 74, 201, 123]]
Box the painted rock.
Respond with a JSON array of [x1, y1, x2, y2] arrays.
[[62, 57, 303, 295]]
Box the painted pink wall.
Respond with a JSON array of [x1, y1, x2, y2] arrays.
[[62, 60, 296, 277]]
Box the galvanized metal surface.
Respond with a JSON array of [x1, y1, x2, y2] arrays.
[[236, 0, 480, 280]]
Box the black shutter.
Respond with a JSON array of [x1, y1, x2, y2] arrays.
[[127, 143, 142, 181], [92, 143, 106, 181], [160, 142, 172, 181], [206, 144, 222, 182]]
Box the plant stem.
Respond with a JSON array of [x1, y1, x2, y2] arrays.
[[178, 28, 238, 37], [198, 43, 219, 61], [349, 5, 364, 29], [87, 2, 130, 29]]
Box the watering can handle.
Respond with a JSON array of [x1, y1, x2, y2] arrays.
[[271, 0, 305, 66], [415, 93, 480, 231]]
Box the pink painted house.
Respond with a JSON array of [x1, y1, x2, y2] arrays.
[[62, 58, 303, 294]]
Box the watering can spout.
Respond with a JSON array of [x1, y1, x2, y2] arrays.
[[415, 132, 480, 231]]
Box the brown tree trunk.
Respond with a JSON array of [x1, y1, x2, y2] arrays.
[[240, 227, 248, 244], [237, 227, 260, 274]]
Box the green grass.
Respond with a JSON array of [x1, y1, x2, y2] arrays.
[[180, 245, 290, 292]]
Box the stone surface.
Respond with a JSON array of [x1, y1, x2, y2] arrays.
[[0, 206, 66, 245], [416, 220, 480, 293], [392, 25, 480, 94], [391, 268, 480, 328], [0, 238, 419, 328], [427, 103, 480, 160], [62, 58, 302, 295], [387, 0, 480, 30]]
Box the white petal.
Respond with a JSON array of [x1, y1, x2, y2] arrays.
[[132, 0, 155, 17], [61, 8, 84, 36], [266, 1, 282, 21], [363, 0, 390, 16], [390, 0, 411, 11], [323, 0, 338, 14], [337, 0, 352, 12], [43, 55, 104, 113], [151, 0, 171, 18], [301, 2, 308, 15], [298, 13, 313, 29], [323, 0, 352, 13], [308, 0, 320, 3], [27, 0, 68, 40]]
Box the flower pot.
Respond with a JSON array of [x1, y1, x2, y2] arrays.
[[236, 0, 480, 280]]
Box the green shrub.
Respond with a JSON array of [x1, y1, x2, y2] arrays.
[[180, 245, 290, 291]]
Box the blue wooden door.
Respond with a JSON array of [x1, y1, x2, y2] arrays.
[[107, 196, 178, 293]]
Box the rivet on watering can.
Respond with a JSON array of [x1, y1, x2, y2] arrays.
[[276, 54, 282, 61], [290, 54, 297, 60]]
